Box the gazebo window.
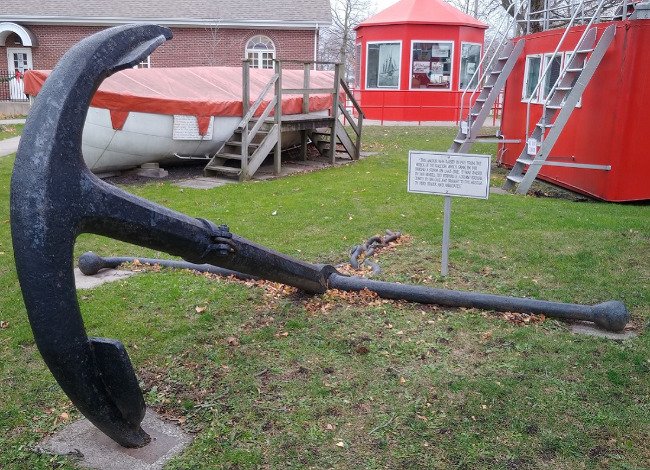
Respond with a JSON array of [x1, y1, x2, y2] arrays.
[[410, 41, 453, 90], [366, 42, 401, 89], [460, 43, 481, 90], [246, 35, 275, 69]]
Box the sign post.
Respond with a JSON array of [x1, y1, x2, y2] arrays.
[[407, 151, 491, 276]]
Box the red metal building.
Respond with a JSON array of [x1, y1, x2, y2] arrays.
[[354, 0, 487, 123], [499, 18, 650, 202]]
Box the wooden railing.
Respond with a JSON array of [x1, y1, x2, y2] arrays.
[[339, 78, 364, 160], [240, 59, 280, 176], [239, 59, 365, 172]]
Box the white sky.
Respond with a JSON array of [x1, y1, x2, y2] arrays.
[[371, 0, 400, 14]]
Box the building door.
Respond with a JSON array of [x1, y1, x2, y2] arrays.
[[7, 47, 32, 100]]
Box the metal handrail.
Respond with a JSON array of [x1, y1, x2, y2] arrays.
[[523, 0, 591, 137], [457, 2, 517, 126], [538, 0, 609, 130]]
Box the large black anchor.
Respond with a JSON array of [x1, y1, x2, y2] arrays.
[[10, 24, 335, 448], [11, 25, 629, 448]]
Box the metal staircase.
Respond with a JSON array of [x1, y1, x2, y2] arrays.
[[448, 39, 524, 154], [503, 23, 616, 193]]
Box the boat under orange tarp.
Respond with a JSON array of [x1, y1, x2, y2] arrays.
[[24, 67, 337, 135]]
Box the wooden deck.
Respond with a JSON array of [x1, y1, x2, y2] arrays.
[[204, 60, 364, 181]]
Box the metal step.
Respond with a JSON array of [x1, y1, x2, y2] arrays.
[[447, 38, 525, 155], [506, 174, 524, 184]]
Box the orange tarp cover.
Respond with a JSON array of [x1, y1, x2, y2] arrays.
[[24, 67, 337, 134]]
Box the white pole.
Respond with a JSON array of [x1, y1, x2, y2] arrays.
[[441, 195, 452, 276]]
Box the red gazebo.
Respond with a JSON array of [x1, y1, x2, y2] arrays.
[[354, 0, 487, 123]]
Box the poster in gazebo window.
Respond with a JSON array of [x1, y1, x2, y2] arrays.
[[377, 43, 400, 87]]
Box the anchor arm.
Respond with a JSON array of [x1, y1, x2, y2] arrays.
[[11, 24, 174, 448], [10, 24, 331, 448]]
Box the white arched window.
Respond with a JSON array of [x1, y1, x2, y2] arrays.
[[245, 35, 275, 69]]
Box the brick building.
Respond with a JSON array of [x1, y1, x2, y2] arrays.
[[0, 0, 331, 99]]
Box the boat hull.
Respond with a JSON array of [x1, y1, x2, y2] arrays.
[[82, 107, 311, 173]]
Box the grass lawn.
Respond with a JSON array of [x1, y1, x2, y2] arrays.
[[0, 124, 24, 140], [0, 126, 648, 469]]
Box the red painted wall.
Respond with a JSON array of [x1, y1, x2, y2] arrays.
[[499, 19, 650, 201], [1, 25, 316, 71], [355, 22, 485, 122]]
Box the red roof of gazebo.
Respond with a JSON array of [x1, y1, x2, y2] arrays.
[[356, 0, 487, 29]]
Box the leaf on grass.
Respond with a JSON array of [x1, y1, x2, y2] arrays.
[[226, 336, 240, 347], [195, 306, 207, 314], [355, 345, 370, 355], [336, 441, 345, 448], [0, 320, 8, 329], [59, 412, 69, 421]]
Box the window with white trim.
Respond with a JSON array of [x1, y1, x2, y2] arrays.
[[542, 53, 562, 100], [246, 35, 275, 69], [523, 54, 542, 102], [366, 42, 400, 89], [460, 43, 481, 90], [410, 41, 453, 90]]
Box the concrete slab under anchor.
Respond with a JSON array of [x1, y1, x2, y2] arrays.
[[74, 267, 135, 289], [175, 177, 234, 189], [571, 321, 638, 340], [38, 409, 192, 470]]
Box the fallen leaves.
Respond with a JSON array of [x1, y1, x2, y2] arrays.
[[0, 320, 8, 329], [354, 345, 370, 355], [502, 312, 546, 326], [195, 305, 207, 314]]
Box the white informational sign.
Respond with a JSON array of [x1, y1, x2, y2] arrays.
[[407, 151, 491, 199], [460, 121, 469, 135], [173, 115, 214, 141], [527, 137, 538, 156]]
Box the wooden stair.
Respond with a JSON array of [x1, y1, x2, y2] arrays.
[[204, 60, 364, 181]]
